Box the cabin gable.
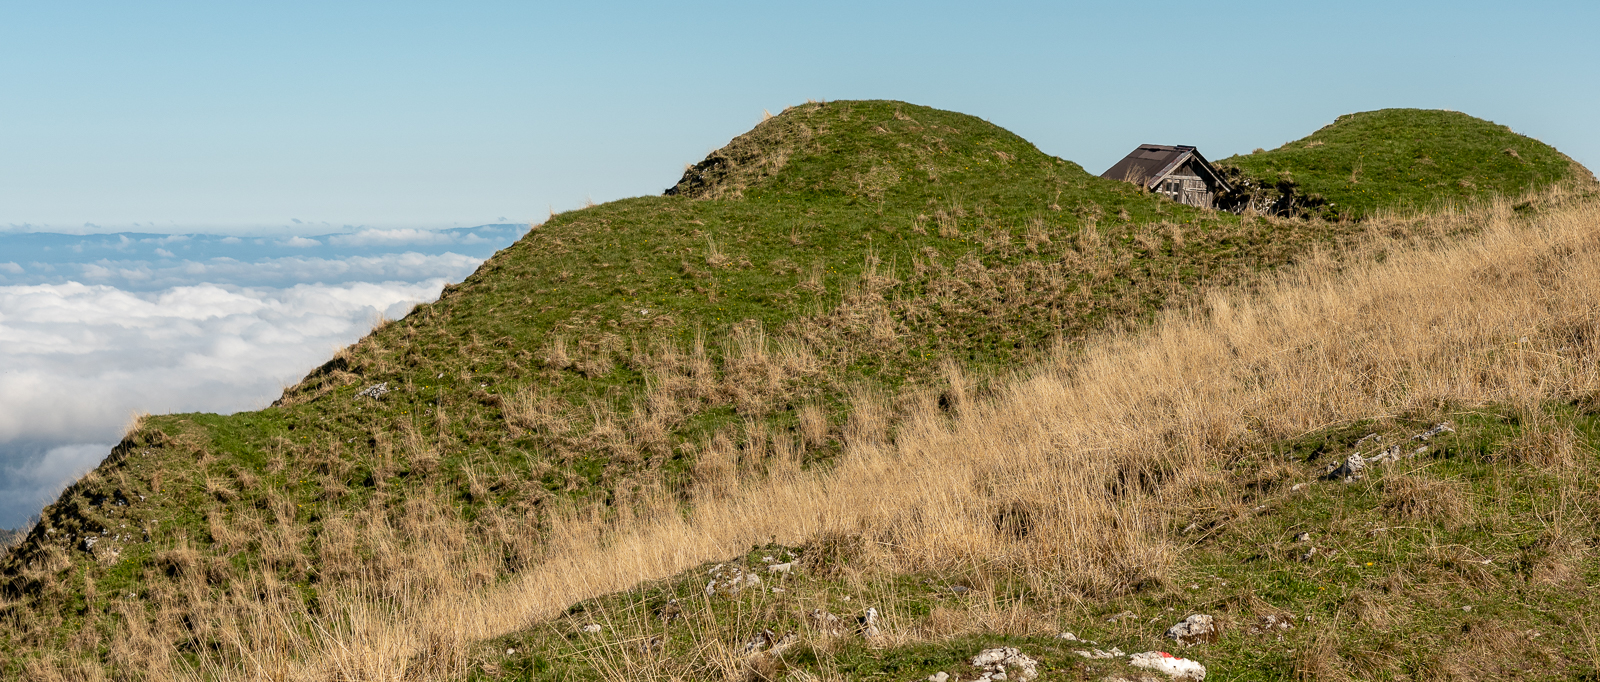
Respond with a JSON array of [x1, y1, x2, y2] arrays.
[[1101, 145, 1232, 209]]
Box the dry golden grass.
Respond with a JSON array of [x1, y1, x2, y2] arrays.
[[16, 194, 1592, 680], [1381, 474, 1472, 528], [1499, 421, 1586, 470]]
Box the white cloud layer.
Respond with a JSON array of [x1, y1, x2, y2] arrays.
[[327, 228, 489, 247], [0, 279, 447, 526], [11, 251, 485, 291], [0, 443, 115, 525]]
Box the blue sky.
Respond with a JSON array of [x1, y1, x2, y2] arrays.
[[4, 1, 1596, 232]]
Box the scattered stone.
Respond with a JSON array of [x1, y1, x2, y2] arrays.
[[1165, 614, 1220, 645], [581, 623, 602, 633], [1290, 483, 1306, 492], [1074, 647, 1125, 659], [1462, 605, 1472, 612], [858, 607, 881, 639], [505, 648, 515, 655], [743, 628, 778, 654], [1413, 422, 1455, 441], [928, 673, 951, 682], [1354, 433, 1383, 448], [807, 608, 843, 636], [1324, 430, 1441, 482], [356, 382, 390, 399], [1323, 452, 1367, 481], [970, 647, 1039, 681], [1106, 610, 1139, 623], [1367, 444, 1403, 466], [655, 598, 682, 623], [705, 564, 763, 597], [1129, 651, 1207, 681], [638, 636, 664, 655], [766, 631, 799, 656], [1056, 632, 1080, 641], [1294, 532, 1311, 543], [1299, 547, 1318, 562], [767, 562, 794, 574], [1248, 615, 1294, 635]]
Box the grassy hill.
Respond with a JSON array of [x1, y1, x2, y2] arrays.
[[461, 197, 1600, 682], [0, 100, 1593, 680], [471, 399, 1600, 682], [1217, 108, 1594, 219]]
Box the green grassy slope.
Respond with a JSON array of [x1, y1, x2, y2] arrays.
[[1218, 108, 1592, 219], [0, 100, 1576, 677], [470, 402, 1600, 681]]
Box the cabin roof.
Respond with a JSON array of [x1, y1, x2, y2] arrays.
[[1101, 144, 1231, 193]]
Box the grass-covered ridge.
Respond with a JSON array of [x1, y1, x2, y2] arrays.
[[455, 196, 1600, 681], [1218, 108, 1594, 219], [469, 402, 1600, 682], [1, 99, 1594, 680]]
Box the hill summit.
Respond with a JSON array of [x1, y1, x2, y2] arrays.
[[661, 100, 1062, 201], [1217, 108, 1594, 218]]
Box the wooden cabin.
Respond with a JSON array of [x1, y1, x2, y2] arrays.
[[1101, 144, 1232, 209]]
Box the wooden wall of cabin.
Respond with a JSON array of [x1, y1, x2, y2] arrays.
[[1155, 161, 1218, 208]]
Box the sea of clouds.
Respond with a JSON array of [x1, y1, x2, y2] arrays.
[[0, 225, 525, 528]]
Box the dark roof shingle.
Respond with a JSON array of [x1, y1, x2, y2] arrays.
[[1101, 144, 1230, 192]]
